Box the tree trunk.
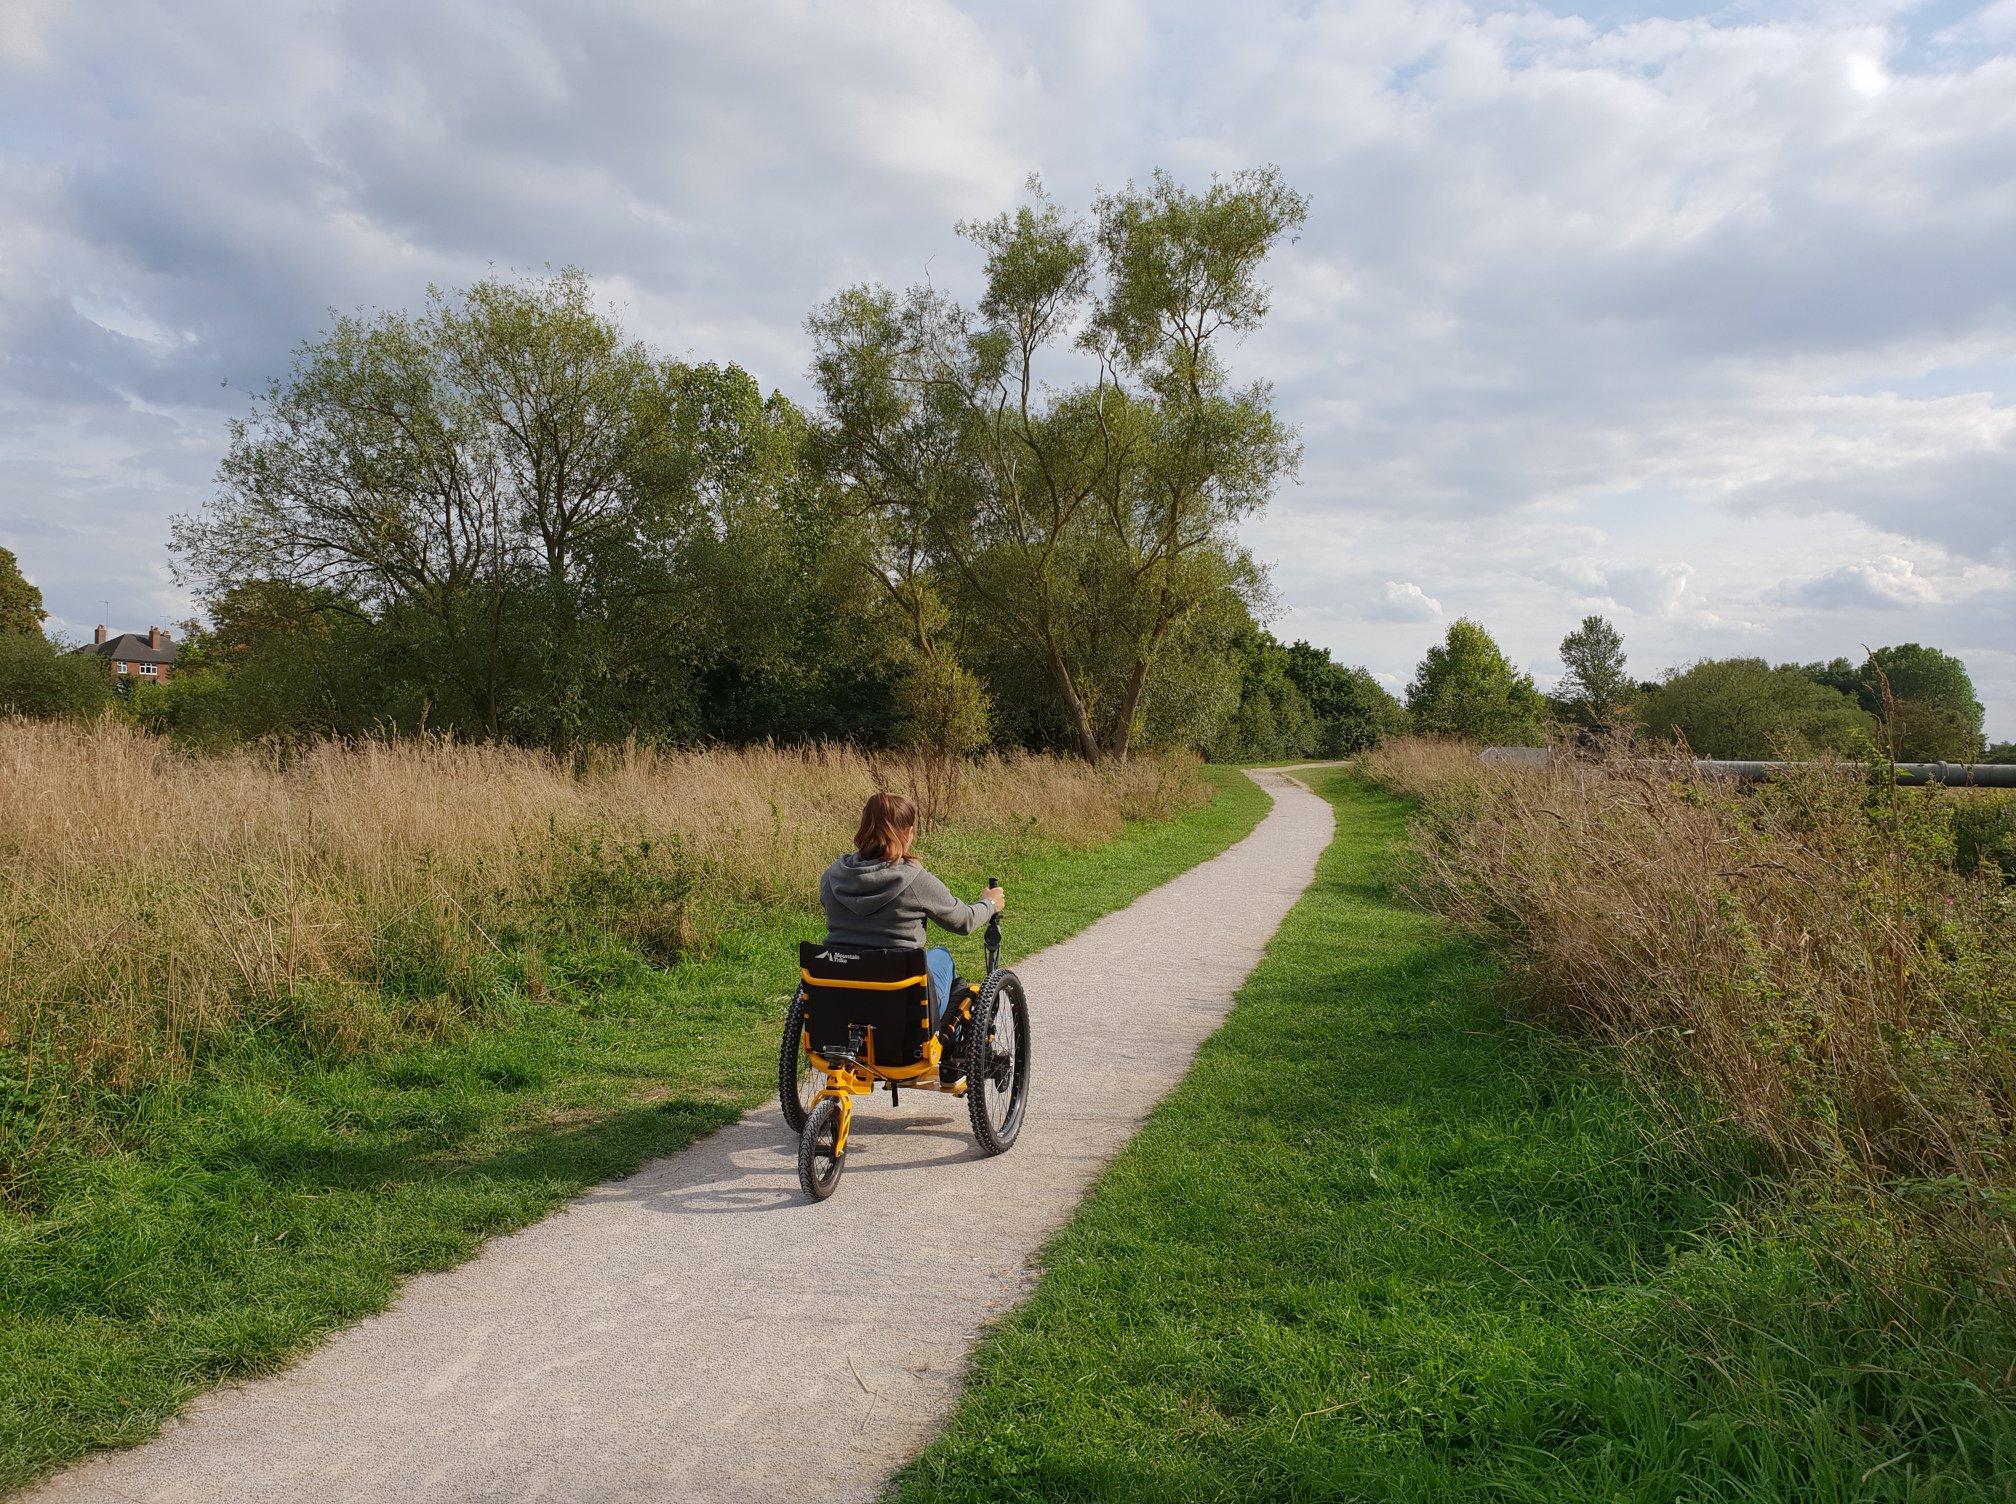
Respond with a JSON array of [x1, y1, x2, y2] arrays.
[[1047, 643, 1104, 764], [1108, 654, 1155, 764]]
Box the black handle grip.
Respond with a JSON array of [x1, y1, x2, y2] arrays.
[[987, 875, 999, 889]]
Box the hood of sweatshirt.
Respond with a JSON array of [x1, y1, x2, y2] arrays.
[[823, 854, 925, 915]]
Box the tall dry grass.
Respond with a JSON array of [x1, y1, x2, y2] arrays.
[[0, 718, 1202, 1102], [1360, 736, 2016, 1275]]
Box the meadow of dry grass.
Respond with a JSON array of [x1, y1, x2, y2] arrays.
[[1360, 736, 2016, 1283], [0, 717, 1202, 1102]]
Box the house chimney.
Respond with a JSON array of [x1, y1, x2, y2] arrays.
[[95, 624, 107, 645], [149, 626, 163, 650]]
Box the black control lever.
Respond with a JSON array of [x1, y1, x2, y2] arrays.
[[984, 874, 1002, 975]]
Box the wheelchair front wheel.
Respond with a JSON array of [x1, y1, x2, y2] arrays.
[[798, 1097, 845, 1200], [966, 969, 1030, 1155]]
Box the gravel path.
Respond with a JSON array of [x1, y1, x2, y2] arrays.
[[26, 770, 1333, 1504]]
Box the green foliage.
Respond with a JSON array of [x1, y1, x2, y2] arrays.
[[1406, 618, 1548, 744], [809, 169, 1306, 763], [127, 581, 420, 746], [1204, 628, 1318, 763], [1805, 645, 1986, 760], [1884, 693, 1987, 762], [1643, 657, 1874, 758], [892, 655, 992, 755], [1281, 639, 1407, 754], [0, 547, 46, 636], [1555, 613, 1632, 726], [1984, 741, 2016, 765], [1866, 644, 1987, 759], [1954, 793, 2016, 880], [1200, 629, 1405, 763], [137, 238, 1322, 763], [0, 634, 113, 719], [530, 831, 698, 965], [175, 272, 878, 750]]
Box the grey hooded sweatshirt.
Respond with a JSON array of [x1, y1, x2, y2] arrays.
[[819, 854, 996, 952]]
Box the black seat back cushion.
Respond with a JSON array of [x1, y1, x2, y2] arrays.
[[798, 941, 932, 1066]]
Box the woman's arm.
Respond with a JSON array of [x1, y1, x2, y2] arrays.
[[911, 869, 996, 936]]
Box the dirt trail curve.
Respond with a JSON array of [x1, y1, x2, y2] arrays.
[[26, 769, 1334, 1504]]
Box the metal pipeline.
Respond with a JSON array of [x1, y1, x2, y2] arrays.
[[1478, 747, 2016, 787]]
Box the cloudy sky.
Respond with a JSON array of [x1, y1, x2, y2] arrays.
[[3, 0, 2013, 734]]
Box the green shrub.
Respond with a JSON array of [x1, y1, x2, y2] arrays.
[[1640, 656, 1874, 758], [0, 635, 113, 719], [1954, 792, 2016, 881]]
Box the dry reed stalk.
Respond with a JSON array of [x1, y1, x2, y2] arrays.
[[0, 718, 1203, 1105], [1359, 736, 2016, 1276]]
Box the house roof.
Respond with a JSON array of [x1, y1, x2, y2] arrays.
[[76, 632, 179, 665]]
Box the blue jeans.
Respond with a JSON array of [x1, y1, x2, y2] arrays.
[[926, 946, 955, 1029]]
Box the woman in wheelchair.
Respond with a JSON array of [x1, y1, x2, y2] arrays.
[[781, 791, 1031, 1199], [819, 792, 1006, 1029]]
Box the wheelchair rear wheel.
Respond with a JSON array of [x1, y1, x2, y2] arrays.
[[798, 1097, 845, 1200], [966, 969, 1030, 1154], [777, 988, 819, 1132]]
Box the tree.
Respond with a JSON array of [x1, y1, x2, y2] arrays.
[[1205, 627, 1318, 763], [809, 169, 1307, 763], [887, 652, 996, 828], [1863, 644, 1985, 760], [1556, 614, 1632, 726], [176, 271, 662, 740], [175, 272, 849, 748], [0, 546, 46, 636], [1640, 658, 1873, 759], [128, 581, 422, 746], [1406, 619, 1548, 744], [1281, 639, 1406, 754], [1801, 655, 1861, 699], [1799, 645, 1985, 760]]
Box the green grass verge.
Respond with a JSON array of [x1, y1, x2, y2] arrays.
[[892, 771, 2016, 1503], [0, 768, 1270, 1493]]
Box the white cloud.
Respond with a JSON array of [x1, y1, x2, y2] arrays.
[[4, 0, 2016, 733], [1845, 53, 1890, 96], [1791, 555, 1943, 609], [1372, 580, 1444, 621], [1606, 563, 1714, 622], [1784, 549, 2013, 611], [0, 0, 60, 65]]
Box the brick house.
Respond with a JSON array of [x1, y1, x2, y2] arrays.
[[81, 625, 180, 683]]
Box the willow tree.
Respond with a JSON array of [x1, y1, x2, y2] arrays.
[[809, 169, 1305, 762], [174, 272, 834, 746]]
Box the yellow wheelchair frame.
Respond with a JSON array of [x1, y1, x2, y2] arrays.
[[801, 973, 978, 1158], [781, 893, 1030, 1200]]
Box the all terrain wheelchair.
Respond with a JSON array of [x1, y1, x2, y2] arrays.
[[778, 887, 1031, 1200]]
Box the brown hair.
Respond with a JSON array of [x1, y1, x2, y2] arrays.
[[854, 791, 919, 863]]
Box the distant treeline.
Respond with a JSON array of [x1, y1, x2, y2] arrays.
[[1391, 612, 2005, 763]]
